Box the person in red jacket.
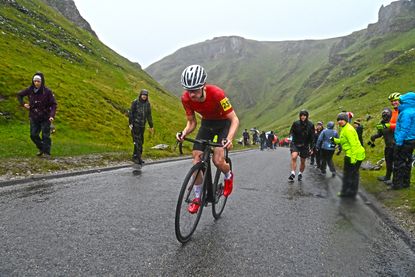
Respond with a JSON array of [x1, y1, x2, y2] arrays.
[[388, 92, 400, 130], [17, 72, 57, 157]]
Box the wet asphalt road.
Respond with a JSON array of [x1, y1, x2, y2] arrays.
[[1, 148, 415, 276]]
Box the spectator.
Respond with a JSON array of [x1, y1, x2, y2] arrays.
[[260, 131, 267, 151], [17, 72, 57, 158], [332, 112, 365, 198], [353, 119, 364, 146], [242, 129, 250, 146], [311, 121, 324, 168], [252, 128, 259, 145], [390, 92, 415, 190], [369, 108, 395, 183], [267, 131, 275, 149], [317, 121, 338, 177], [129, 89, 154, 165]]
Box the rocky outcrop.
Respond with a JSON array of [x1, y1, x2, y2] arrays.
[[42, 0, 97, 37], [367, 0, 415, 36]]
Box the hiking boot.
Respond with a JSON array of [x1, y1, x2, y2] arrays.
[[223, 172, 234, 197], [36, 151, 43, 157], [320, 170, 326, 175], [388, 185, 401, 190], [188, 198, 201, 214], [331, 172, 336, 178], [337, 192, 355, 198], [132, 157, 140, 164], [43, 153, 51, 159], [384, 180, 393, 186], [288, 173, 295, 182], [298, 173, 303, 181], [377, 176, 389, 182]]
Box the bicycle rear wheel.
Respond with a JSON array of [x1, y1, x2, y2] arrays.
[[212, 158, 231, 219], [175, 163, 206, 243]]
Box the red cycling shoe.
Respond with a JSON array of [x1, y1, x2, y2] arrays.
[[223, 172, 233, 197], [187, 198, 201, 214]]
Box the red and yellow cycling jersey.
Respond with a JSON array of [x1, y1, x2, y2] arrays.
[[181, 84, 233, 120]]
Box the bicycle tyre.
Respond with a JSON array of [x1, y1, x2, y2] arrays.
[[212, 157, 232, 219], [175, 163, 206, 243]]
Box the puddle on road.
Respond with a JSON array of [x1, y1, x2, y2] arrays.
[[16, 182, 56, 202], [285, 185, 316, 200], [283, 169, 331, 200]]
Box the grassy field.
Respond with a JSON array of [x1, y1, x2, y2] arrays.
[[0, 0, 184, 162]]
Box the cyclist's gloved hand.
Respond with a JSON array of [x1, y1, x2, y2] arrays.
[[376, 123, 390, 130], [222, 138, 232, 149], [176, 131, 185, 142]]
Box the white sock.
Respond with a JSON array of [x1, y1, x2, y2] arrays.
[[194, 184, 202, 198], [291, 171, 295, 175], [224, 171, 232, 179]]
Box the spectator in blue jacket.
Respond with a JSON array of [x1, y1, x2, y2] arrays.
[[317, 121, 339, 177], [390, 92, 415, 190]]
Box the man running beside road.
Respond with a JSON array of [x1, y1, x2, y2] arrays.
[[176, 65, 239, 213], [288, 109, 315, 181]]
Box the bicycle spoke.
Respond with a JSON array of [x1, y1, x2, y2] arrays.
[[175, 164, 205, 243], [212, 158, 231, 219]]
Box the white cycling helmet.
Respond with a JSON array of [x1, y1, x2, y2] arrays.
[[181, 65, 207, 90]]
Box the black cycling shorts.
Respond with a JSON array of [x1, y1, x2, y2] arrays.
[[193, 119, 230, 151], [290, 143, 310, 159]]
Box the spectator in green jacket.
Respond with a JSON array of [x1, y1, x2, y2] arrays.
[[332, 112, 366, 198]]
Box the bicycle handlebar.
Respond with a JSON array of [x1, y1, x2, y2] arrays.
[[176, 132, 229, 156], [182, 137, 225, 148]]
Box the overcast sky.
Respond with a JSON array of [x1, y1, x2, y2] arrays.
[[73, 0, 394, 68]]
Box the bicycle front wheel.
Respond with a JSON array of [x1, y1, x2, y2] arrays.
[[212, 158, 231, 219], [175, 163, 206, 243]]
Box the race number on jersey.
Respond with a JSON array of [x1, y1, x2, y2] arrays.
[[220, 97, 232, 112]]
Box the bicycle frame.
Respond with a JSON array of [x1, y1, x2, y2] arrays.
[[175, 136, 230, 243], [184, 137, 228, 204]]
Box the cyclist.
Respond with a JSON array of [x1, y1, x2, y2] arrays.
[[288, 109, 315, 181], [176, 65, 239, 213]]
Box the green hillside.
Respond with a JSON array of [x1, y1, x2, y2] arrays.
[[0, 0, 184, 160], [146, 1, 415, 214], [146, 1, 415, 138]]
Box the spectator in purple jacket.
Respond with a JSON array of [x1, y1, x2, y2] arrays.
[[17, 72, 57, 157]]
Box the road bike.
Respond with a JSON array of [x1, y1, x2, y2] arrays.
[[174, 136, 232, 243]]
